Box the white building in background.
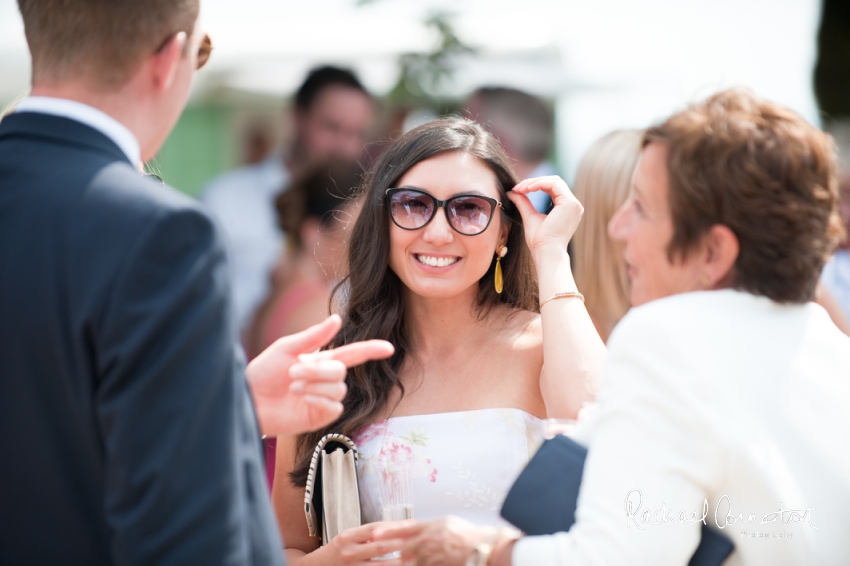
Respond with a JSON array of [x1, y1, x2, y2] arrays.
[[545, 0, 822, 180], [1, 0, 822, 181]]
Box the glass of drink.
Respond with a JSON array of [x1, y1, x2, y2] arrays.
[[378, 456, 413, 521], [372, 456, 413, 561]]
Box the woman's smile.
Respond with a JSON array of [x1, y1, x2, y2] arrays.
[[414, 253, 461, 269]]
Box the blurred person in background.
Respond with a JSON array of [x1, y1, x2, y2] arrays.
[[247, 160, 363, 489], [0, 1, 394, 563], [571, 130, 642, 343], [200, 66, 374, 338], [377, 89, 850, 566], [273, 118, 606, 565], [243, 123, 275, 166], [249, 160, 363, 358], [464, 87, 557, 213]]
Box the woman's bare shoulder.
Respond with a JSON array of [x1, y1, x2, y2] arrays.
[[494, 306, 542, 350]]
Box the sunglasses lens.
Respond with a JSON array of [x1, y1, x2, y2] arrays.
[[447, 196, 494, 235], [196, 34, 213, 70], [389, 190, 434, 229]]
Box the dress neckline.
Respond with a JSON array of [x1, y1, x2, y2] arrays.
[[385, 407, 543, 422]]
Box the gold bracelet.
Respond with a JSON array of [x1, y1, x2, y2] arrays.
[[465, 528, 519, 566], [540, 291, 585, 308], [465, 540, 493, 566]]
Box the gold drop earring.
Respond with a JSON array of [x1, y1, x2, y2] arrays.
[[494, 245, 508, 294]]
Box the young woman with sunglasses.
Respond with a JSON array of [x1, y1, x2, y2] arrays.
[[272, 118, 607, 565]]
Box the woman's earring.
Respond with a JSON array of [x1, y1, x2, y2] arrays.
[[700, 274, 711, 288], [494, 245, 508, 294]]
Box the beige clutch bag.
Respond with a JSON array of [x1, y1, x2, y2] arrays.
[[304, 434, 362, 546]]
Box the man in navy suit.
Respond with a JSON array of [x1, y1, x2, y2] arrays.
[[0, 1, 392, 564]]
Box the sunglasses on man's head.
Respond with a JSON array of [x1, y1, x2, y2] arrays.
[[155, 32, 213, 70], [385, 188, 502, 236], [196, 34, 213, 70]]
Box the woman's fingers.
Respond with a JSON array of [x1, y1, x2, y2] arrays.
[[340, 539, 406, 563], [507, 191, 543, 249], [513, 175, 574, 205], [509, 175, 585, 252], [331, 523, 409, 564], [372, 520, 423, 541], [342, 521, 409, 543], [510, 175, 547, 194], [506, 190, 539, 223], [512, 175, 559, 194]]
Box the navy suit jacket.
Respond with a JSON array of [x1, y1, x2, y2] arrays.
[[0, 112, 284, 565]]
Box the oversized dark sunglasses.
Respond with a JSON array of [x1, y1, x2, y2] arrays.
[[386, 188, 503, 236]]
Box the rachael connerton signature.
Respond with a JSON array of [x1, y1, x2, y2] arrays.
[[623, 489, 817, 530]]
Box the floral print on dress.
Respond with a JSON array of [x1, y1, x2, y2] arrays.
[[352, 419, 388, 446], [354, 408, 543, 527], [353, 420, 388, 479], [381, 425, 438, 483], [353, 421, 439, 483]]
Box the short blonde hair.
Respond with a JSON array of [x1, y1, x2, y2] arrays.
[[572, 130, 641, 342]]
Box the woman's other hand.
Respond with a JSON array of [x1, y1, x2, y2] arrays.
[[316, 522, 407, 565], [508, 175, 584, 256], [374, 516, 511, 566]]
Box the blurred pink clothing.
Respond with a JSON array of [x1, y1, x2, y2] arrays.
[[260, 280, 327, 490]]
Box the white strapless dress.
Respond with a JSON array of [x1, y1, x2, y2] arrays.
[[352, 408, 543, 527]]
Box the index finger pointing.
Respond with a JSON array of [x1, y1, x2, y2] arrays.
[[298, 340, 395, 368]]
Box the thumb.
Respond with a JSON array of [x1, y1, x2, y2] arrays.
[[507, 191, 540, 225], [271, 314, 342, 356]]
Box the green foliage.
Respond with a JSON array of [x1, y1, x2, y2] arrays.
[[388, 11, 475, 105], [354, 1, 474, 106]]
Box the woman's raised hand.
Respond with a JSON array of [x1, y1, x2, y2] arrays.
[[507, 175, 584, 256]]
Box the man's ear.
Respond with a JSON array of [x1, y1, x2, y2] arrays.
[[149, 32, 187, 92], [704, 224, 739, 288]]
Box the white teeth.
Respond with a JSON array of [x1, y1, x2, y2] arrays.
[[416, 255, 458, 267]]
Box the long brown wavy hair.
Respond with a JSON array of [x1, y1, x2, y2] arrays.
[[290, 117, 539, 486]]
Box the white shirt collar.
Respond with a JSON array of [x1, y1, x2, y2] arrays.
[[15, 96, 141, 166]]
